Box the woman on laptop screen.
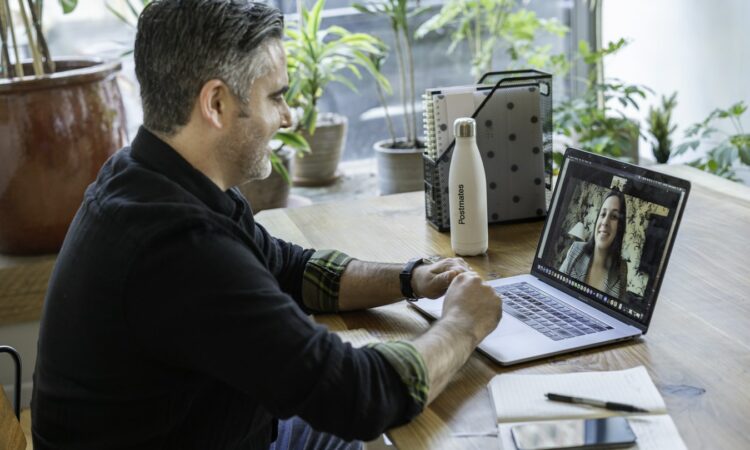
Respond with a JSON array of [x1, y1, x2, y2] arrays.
[[559, 189, 628, 298]]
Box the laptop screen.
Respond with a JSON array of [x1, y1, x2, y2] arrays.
[[532, 148, 690, 330]]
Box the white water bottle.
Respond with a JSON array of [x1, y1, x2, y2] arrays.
[[449, 118, 488, 256]]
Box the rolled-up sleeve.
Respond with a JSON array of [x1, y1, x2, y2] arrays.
[[303, 252, 429, 412], [369, 341, 429, 409], [302, 249, 354, 312]]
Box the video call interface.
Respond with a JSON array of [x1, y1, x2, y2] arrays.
[[535, 155, 686, 326]]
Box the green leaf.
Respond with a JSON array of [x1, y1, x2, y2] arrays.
[[712, 143, 737, 167], [307, 0, 325, 39], [729, 101, 747, 117], [285, 0, 391, 134], [346, 63, 363, 79], [59, 0, 78, 14], [330, 74, 359, 93], [274, 130, 310, 153], [351, 4, 373, 15], [737, 142, 750, 165], [408, 5, 432, 20], [540, 17, 569, 36], [578, 40, 591, 57], [552, 151, 565, 174], [269, 152, 291, 184], [308, 108, 318, 136]]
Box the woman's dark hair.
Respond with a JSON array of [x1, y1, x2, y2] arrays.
[[577, 189, 627, 269]]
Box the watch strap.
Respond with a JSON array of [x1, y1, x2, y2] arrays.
[[400, 257, 426, 300]]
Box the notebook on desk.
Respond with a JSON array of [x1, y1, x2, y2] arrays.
[[489, 366, 686, 449], [411, 148, 691, 365]]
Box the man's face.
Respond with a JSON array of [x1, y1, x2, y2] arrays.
[[221, 40, 291, 186]]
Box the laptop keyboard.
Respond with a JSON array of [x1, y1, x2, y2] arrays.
[[495, 282, 612, 341]]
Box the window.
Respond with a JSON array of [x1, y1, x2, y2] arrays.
[[274, 0, 586, 160], [40, 1, 587, 161]]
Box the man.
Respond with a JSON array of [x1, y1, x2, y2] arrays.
[[31, 1, 502, 449]]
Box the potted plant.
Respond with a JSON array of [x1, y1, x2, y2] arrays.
[[415, 0, 569, 80], [0, 0, 127, 255], [237, 131, 310, 212], [646, 92, 678, 164], [285, 0, 389, 187], [353, 0, 430, 195], [554, 39, 649, 166], [674, 101, 750, 182], [355, 0, 567, 195]]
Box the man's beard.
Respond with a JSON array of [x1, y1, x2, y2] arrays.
[[222, 122, 272, 187]]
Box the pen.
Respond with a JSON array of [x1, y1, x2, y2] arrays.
[[545, 393, 650, 413]]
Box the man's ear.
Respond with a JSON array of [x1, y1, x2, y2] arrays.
[[197, 80, 232, 129]]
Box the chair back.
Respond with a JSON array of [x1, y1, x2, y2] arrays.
[[0, 346, 25, 450]]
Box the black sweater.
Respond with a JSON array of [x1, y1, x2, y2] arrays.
[[31, 128, 419, 449]]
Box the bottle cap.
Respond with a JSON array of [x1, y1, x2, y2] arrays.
[[454, 118, 475, 138]]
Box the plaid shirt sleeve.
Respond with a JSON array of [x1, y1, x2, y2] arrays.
[[302, 249, 355, 313], [303, 251, 429, 410], [368, 341, 429, 410]]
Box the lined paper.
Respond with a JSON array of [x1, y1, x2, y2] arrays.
[[490, 366, 686, 449], [489, 366, 667, 423]]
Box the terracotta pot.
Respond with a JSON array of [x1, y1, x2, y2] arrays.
[[374, 138, 424, 195], [292, 113, 346, 187], [0, 58, 127, 255], [238, 148, 292, 212]]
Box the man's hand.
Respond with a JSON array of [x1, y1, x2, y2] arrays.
[[440, 272, 502, 345], [409, 271, 502, 404], [411, 257, 471, 299]]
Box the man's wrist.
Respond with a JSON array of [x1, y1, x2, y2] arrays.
[[410, 266, 423, 298], [437, 316, 483, 349], [400, 258, 426, 299]]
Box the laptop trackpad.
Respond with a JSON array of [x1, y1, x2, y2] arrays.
[[493, 316, 529, 335]]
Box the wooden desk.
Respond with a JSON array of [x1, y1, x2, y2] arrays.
[[256, 165, 750, 450]]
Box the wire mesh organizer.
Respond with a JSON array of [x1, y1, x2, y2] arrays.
[[422, 70, 553, 231]]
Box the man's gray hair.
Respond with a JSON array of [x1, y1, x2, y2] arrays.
[[135, 0, 284, 135]]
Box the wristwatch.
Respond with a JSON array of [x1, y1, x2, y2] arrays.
[[400, 257, 426, 300]]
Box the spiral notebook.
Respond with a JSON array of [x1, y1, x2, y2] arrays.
[[421, 71, 552, 231]]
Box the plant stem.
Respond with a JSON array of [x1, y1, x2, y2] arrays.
[[26, 0, 54, 73], [4, 0, 24, 77], [391, 21, 411, 142], [0, 0, 12, 77], [487, 4, 508, 76], [403, 13, 418, 147], [465, 8, 476, 77], [374, 74, 397, 145], [730, 115, 743, 135], [474, 3, 480, 64], [16, 0, 43, 76], [594, 2, 604, 110]]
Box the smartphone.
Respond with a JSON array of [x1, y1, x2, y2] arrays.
[[511, 416, 637, 450]]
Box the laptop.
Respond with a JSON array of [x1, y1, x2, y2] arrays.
[[411, 148, 691, 365]]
